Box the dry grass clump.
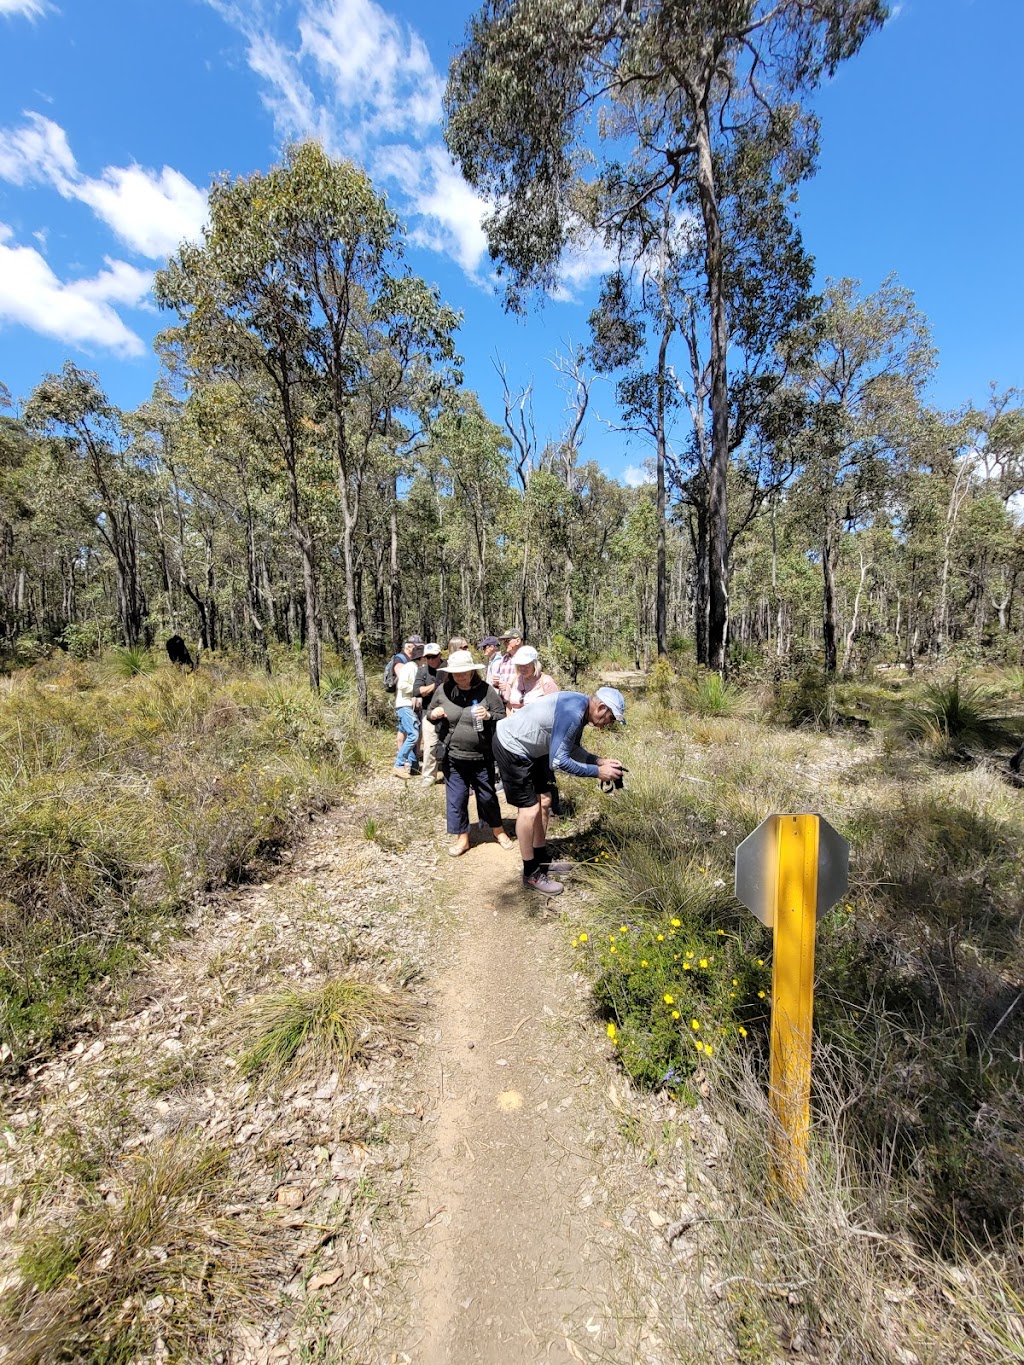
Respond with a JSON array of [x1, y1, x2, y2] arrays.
[[0, 1134, 278, 1364], [238, 976, 421, 1085], [0, 656, 360, 1066], [676, 1048, 1024, 1364]]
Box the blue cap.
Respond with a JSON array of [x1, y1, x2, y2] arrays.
[[478, 635, 500, 649]]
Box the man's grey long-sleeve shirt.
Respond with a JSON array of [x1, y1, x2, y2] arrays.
[[493, 691, 598, 778]]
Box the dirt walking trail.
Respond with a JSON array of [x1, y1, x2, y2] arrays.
[[1, 771, 698, 1365], [392, 815, 633, 1364]]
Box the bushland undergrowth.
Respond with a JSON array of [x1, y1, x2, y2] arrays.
[[0, 652, 362, 1067], [563, 663, 1024, 1359]]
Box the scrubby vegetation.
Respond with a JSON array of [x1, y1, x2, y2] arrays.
[[562, 660, 1024, 1360], [0, 651, 360, 1067]]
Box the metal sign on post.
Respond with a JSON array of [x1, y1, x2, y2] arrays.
[[734, 813, 849, 1198]]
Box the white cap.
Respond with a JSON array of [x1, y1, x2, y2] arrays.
[[511, 645, 539, 666], [422, 642, 442, 656]]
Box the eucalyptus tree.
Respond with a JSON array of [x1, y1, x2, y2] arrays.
[[25, 363, 149, 646], [157, 143, 460, 705], [446, 0, 886, 669], [156, 177, 326, 688], [785, 276, 935, 673], [429, 391, 512, 634]]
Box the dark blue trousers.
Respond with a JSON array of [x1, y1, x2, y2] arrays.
[[444, 757, 502, 835]]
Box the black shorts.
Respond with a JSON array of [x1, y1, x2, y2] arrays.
[[493, 743, 555, 809]]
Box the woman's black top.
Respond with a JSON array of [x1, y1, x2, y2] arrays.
[[434, 675, 505, 762]]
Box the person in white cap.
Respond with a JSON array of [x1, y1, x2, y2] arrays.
[[493, 687, 627, 895], [414, 643, 445, 785], [506, 644, 558, 714]]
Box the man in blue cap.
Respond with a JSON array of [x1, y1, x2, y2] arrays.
[[493, 687, 626, 895]]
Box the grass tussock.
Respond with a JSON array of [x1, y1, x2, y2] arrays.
[[0, 655, 361, 1066], [896, 675, 1015, 755], [672, 1048, 1024, 1364], [238, 976, 421, 1085], [0, 1135, 278, 1365]]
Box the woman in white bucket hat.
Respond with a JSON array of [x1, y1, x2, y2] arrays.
[[429, 650, 515, 857]]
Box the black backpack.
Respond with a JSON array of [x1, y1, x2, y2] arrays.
[[383, 652, 405, 693]]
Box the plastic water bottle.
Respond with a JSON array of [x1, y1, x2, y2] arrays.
[[474, 707, 484, 735]]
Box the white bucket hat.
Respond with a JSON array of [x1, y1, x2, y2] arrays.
[[442, 649, 485, 674]]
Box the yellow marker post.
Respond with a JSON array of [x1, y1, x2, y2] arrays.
[[735, 811, 849, 1200], [769, 814, 819, 1200]]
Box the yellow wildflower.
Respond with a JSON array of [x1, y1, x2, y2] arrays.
[[695, 1040, 704, 1052], [738, 1025, 747, 1038], [691, 1019, 700, 1031], [656, 934, 665, 942], [640, 959, 648, 968], [663, 993, 674, 1005], [758, 990, 766, 999], [607, 1022, 617, 1040], [671, 1010, 680, 1020], [580, 933, 588, 942], [620, 924, 629, 933], [704, 1044, 713, 1056], [699, 958, 708, 969]]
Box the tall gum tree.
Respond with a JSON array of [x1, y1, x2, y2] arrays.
[[25, 364, 148, 647], [157, 143, 460, 706], [445, 0, 887, 669]]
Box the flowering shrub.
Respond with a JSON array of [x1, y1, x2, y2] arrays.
[[575, 915, 770, 1091]]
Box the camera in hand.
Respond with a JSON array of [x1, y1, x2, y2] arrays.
[[600, 764, 628, 795]]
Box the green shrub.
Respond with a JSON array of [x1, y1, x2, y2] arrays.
[[688, 669, 744, 717], [648, 656, 674, 711], [577, 912, 769, 1091], [0, 663, 359, 1065], [896, 675, 1013, 754], [774, 668, 836, 729]]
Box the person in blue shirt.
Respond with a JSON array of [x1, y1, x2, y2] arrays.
[[493, 687, 626, 895]]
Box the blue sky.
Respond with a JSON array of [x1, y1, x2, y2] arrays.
[[0, 0, 1020, 487]]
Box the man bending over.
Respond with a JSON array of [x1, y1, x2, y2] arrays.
[[493, 687, 626, 896]]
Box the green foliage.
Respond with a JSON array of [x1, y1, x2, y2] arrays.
[[549, 631, 590, 684], [773, 668, 837, 728], [897, 675, 1013, 753], [687, 669, 745, 717], [59, 622, 103, 660], [648, 656, 674, 711], [0, 660, 356, 1066], [110, 645, 157, 678], [580, 912, 769, 1091]]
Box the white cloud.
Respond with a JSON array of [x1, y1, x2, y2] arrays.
[[75, 164, 208, 258], [0, 224, 149, 356], [0, 112, 207, 258], [208, 0, 608, 298], [402, 146, 489, 276], [0, 0, 53, 18], [0, 111, 76, 187], [622, 464, 652, 487]]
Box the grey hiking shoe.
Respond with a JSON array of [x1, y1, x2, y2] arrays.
[[523, 871, 563, 896], [540, 859, 575, 875]]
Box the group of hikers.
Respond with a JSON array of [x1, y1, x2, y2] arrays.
[[386, 630, 626, 896]]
